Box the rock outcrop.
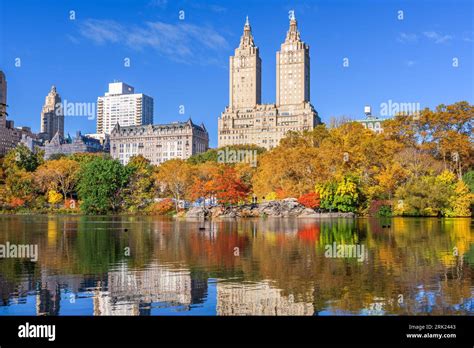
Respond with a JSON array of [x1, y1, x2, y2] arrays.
[[184, 199, 356, 219]]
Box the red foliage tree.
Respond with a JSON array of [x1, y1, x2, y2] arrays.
[[211, 167, 250, 205], [297, 192, 321, 209]]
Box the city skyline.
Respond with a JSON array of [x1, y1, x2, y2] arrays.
[[0, 0, 473, 147]]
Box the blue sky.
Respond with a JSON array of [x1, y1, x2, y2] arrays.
[[1, 0, 473, 147]]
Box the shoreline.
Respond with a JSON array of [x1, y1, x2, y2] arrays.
[[1, 195, 472, 219]]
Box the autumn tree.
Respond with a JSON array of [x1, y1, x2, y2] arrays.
[[187, 162, 220, 206], [210, 166, 250, 205], [35, 158, 80, 200], [252, 146, 326, 198], [155, 159, 193, 211], [1, 145, 44, 207], [298, 192, 320, 209], [124, 155, 155, 212], [393, 171, 464, 217], [316, 176, 361, 213]]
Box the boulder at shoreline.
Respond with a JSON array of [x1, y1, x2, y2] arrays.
[[184, 199, 356, 219]]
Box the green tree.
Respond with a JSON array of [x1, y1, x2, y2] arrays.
[[3, 144, 44, 173], [462, 170, 474, 193], [124, 155, 155, 212], [77, 157, 132, 214], [394, 175, 451, 216]]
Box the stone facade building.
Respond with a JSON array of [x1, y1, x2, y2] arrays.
[[44, 131, 104, 159], [110, 118, 209, 165], [40, 85, 64, 141], [0, 70, 6, 128], [0, 71, 39, 156], [218, 14, 321, 150], [0, 120, 22, 156], [96, 82, 153, 136]]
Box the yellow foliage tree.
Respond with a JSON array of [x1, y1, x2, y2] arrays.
[[47, 190, 63, 205], [445, 180, 473, 217]]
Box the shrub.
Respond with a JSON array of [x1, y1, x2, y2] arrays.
[[9, 197, 25, 208], [298, 192, 320, 209], [368, 200, 392, 217], [149, 199, 175, 215]]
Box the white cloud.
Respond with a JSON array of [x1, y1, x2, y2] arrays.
[[397, 32, 418, 43], [462, 32, 474, 42], [78, 19, 229, 65], [405, 60, 416, 67], [423, 31, 453, 44], [148, 0, 168, 9], [80, 19, 122, 44], [189, 3, 227, 13]]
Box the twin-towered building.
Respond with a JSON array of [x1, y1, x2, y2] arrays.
[[218, 14, 321, 150]]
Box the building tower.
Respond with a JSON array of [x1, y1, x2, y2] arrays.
[[276, 12, 310, 106], [217, 13, 320, 150], [0, 71, 7, 128], [40, 85, 64, 140], [229, 17, 262, 109]]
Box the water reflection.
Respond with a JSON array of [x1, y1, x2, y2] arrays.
[[0, 215, 472, 315]]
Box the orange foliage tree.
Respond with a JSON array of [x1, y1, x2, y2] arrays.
[[298, 192, 321, 209], [211, 167, 250, 205]]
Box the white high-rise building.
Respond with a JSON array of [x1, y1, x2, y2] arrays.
[[96, 82, 153, 136]]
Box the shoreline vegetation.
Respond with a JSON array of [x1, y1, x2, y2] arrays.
[[0, 102, 473, 218]]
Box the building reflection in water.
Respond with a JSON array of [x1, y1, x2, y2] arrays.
[[92, 262, 207, 316], [217, 281, 314, 315]]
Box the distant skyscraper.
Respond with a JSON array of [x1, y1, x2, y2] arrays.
[[0, 70, 6, 128], [96, 82, 153, 136], [40, 85, 64, 140], [218, 14, 320, 150], [229, 16, 262, 109], [276, 14, 310, 106]]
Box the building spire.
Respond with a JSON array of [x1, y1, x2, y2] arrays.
[[290, 10, 296, 21], [239, 16, 255, 48], [285, 11, 301, 43]]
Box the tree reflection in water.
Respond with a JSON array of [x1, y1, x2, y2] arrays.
[[0, 215, 471, 315]]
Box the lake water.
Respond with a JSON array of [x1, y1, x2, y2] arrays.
[[0, 215, 472, 315]]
